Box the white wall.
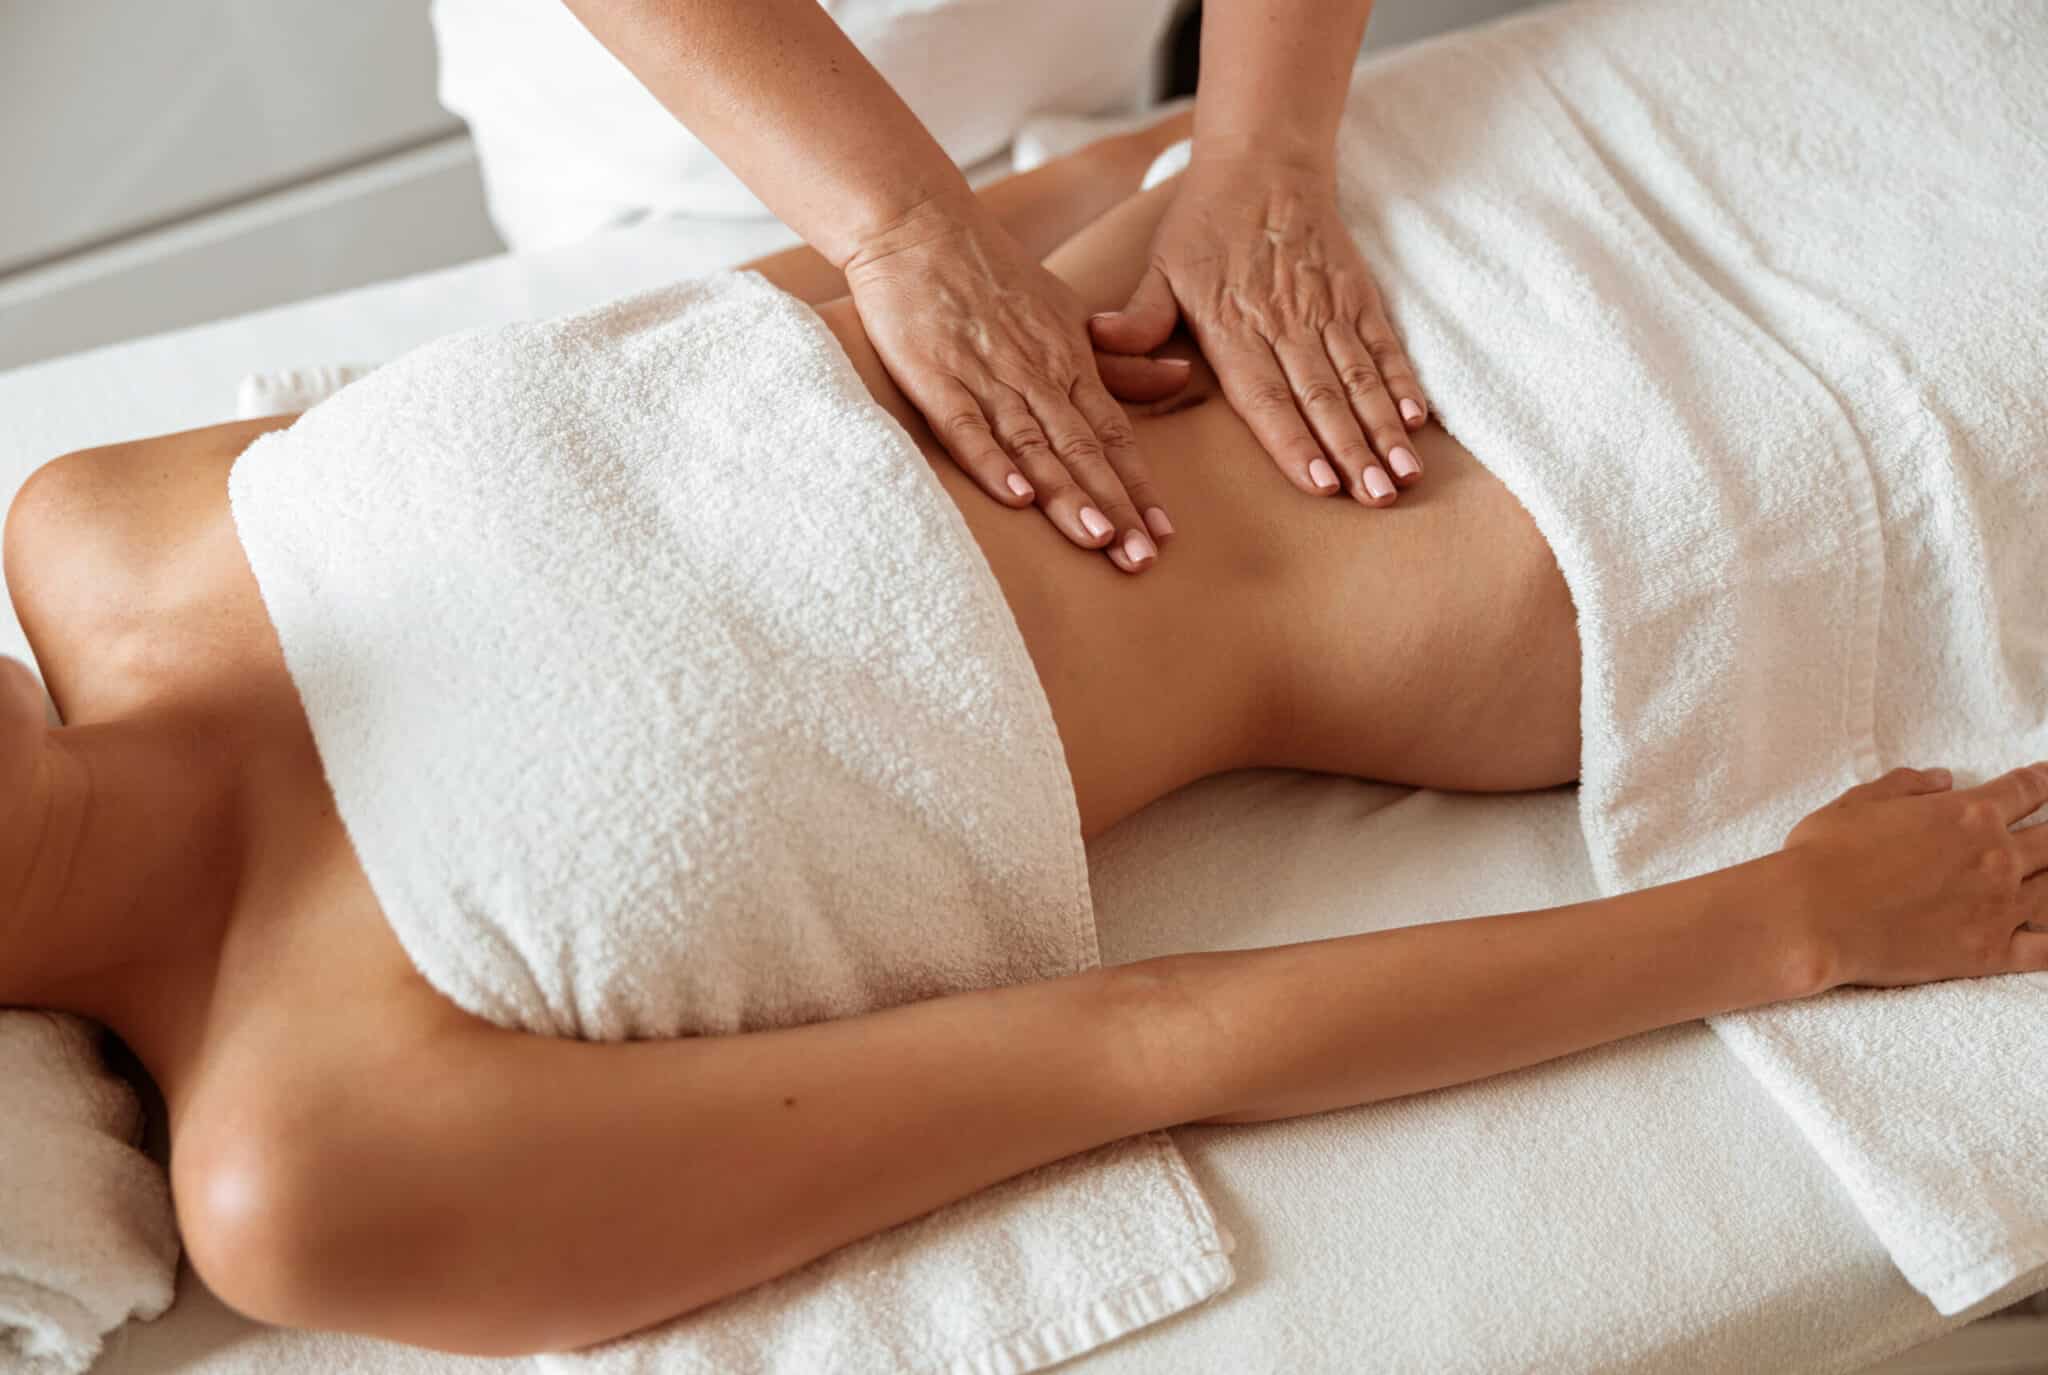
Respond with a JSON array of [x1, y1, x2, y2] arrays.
[[0, 0, 503, 371]]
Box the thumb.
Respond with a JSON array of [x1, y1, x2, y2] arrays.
[[1089, 264, 1179, 355], [1094, 352, 1193, 404]]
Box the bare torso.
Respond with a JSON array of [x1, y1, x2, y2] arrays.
[[4, 295, 1577, 1181]]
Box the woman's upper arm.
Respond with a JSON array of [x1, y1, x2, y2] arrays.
[[177, 961, 1189, 1357]]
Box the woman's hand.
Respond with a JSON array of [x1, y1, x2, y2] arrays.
[[1090, 155, 1428, 508], [1781, 763, 2048, 992], [843, 195, 1187, 574]]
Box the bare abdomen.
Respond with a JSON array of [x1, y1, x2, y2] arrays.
[[933, 382, 1583, 836]]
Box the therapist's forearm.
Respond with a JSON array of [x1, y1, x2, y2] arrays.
[[1194, 0, 1376, 171], [561, 0, 981, 266]]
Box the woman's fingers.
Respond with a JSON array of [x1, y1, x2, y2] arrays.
[[1071, 375, 1174, 551], [1355, 297, 1429, 432], [1271, 334, 1393, 505], [1840, 765, 1955, 807], [986, 389, 1116, 552], [1206, 333, 1342, 498], [1967, 761, 2048, 825], [1028, 386, 1157, 573], [1321, 322, 1422, 490], [2014, 815, 2048, 876], [923, 377, 1036, 509], [2009, 927, 2048, 974]]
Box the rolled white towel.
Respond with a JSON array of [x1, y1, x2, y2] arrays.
[[0, 1013, 178, 1375], [234, 364, 374, 421]]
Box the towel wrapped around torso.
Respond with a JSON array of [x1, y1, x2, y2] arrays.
[[1332, 0, 2047, 1318], [228, 271, 1232, 1375]]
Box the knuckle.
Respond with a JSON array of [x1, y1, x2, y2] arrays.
[[1959, 799, 2001, 830], [939, 409, 993, 441], [1002, 427, 1056, 461], [1091, 413, 1138, 450], [1243, 381, 1300, 418], [1337, 362, 1384, 398], [1976, 845, 2021, 884], [1296, 379, 1347, 411]]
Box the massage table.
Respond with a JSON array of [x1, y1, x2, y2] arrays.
[[4, 122, 2044, 1375]]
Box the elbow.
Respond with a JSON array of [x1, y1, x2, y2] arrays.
[[175, 1121, 551, 1356], [174, 1112, 726, 1358]]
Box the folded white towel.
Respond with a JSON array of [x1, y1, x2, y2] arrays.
[[0, 1013, 178, 1375], [228, 270, 1231, 1371], [1329, 0, 2048, 1316]]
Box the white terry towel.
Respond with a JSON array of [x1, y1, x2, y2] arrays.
[[0, 1013, 178, 1375], [1330, 0, 2048, 1316], [228, 270, 1231, 1372]]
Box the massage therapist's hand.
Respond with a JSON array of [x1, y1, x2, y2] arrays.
[[1092, 154, 1429, 508], [843, 193, 1187, 574], [1779, 763, 2048, 992]]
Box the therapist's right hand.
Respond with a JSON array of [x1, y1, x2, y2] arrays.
[[842, 195, 1187, 574]]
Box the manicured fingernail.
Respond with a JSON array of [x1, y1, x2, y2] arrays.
[[1389, 446, 1421, 480], [1159, 357, 1192, 370], [1090, 312, 1118, 324], [1400, 398, 1425, 425], [1308, 458, 1339, 491], [1006, 472, 1034, 500], [1144, 506, 1175, 539], [1925, 768, 1953, 787], [1364, 467, 1396, 501], [1123, 529, 1157, 564], [1080, 506, 1113, 539]]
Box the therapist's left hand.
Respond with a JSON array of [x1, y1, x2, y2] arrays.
[[1091, 155, 1429, 508]]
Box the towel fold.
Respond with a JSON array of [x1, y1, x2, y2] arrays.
[[228, 270, 1231, 1372], [0, 1013, 179, 1375], [1330, 0, 2048, 1316]]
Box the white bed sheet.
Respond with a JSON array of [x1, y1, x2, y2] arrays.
[[1, 221, 2038, 1375]]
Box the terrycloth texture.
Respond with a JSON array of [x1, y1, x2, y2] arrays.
[[1332, 0, 2048, 1316], [0, 1014, 178, 1375], [227, 270, 1231, 1373]]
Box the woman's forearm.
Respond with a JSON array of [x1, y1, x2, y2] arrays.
[[218, 851, 1825, 1354], [1160, 850, 1823, 1125], [561, 0, 978, 266], [1193, 0, 1376, 170]]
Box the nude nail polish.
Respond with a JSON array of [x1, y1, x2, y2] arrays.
[[1389, 446, 1421, 480], [1006, 473, 1034, 500], [1080, 506, 1113, 539], [1144, 506, 1175, 539], [1123, 529, 1157, 564], [1400, 398, 1426, 425], [1309, 458, 1339, 491], [1364, 467, 1396, 501]]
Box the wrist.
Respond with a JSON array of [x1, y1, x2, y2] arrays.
[[1190, 128, 1336, 184], [1756, 850, 1845, 1000], [838, 185, 994, 280]]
